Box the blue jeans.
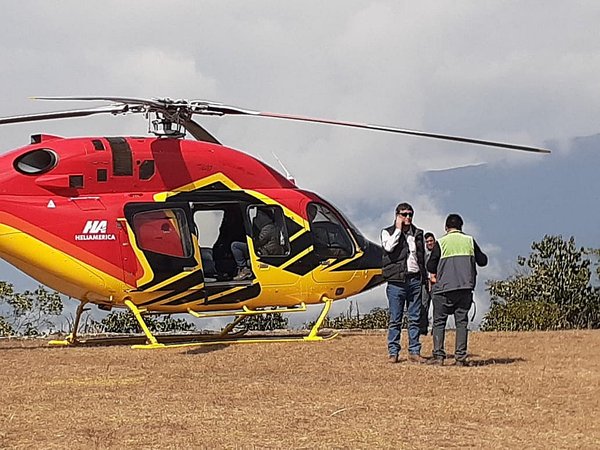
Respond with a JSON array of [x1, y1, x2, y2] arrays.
[[386, 277, 422, 356], [231, 241, 249, 268]]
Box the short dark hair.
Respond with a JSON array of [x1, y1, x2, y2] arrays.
[[424, 232, 435, 240], [445, 214, 463, 230], [395, 203, 413, 214]]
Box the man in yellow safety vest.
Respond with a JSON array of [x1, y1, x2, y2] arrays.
[[426, 214, 487, 366]]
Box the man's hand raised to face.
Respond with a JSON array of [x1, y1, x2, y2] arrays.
[[395, 210, 414, 229]]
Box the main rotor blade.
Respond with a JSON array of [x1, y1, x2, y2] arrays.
[[253, 112, 551, 154], [0, 105, 129, 126], [33, 96, 166, 109], [182, 118, 221, 144], [200, 103, 549, 154]]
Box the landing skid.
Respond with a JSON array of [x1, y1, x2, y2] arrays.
[[49, 297, 338, 350], [49, 330, 249, 347], [132, 330, 339, 350]]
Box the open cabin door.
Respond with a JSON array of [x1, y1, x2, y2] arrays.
[[123, 202, 206, 306]]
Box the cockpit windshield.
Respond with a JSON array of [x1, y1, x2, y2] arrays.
[[307, 202, 355, 258], [334, 208, 368, 251]]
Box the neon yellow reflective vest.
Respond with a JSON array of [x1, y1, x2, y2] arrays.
[[434, 230, 478, 293]]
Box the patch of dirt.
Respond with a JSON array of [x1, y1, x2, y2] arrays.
[[1, 330, 599, 449]]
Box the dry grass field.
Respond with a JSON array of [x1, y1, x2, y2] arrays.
[[1, 330, 599, 449]]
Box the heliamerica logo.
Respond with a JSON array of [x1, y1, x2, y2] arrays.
[[75, 220, 116, 241]]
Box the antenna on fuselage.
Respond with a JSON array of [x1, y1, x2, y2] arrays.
[[272, 152, 296, 186]]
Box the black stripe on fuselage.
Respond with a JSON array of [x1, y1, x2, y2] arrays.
[[137, 270, 206, 306], [284, 252, 322, 276], [331, 242, 383, 272], [162, 282, 261, 306]]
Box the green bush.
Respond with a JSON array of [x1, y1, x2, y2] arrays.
[[480, 300, 562, 331], [96, 311, 196, 333], [483, 235, 600, 331], [307, 303, 389, 330], [243, 312, 288, 331], [0, 283, 64, 336]]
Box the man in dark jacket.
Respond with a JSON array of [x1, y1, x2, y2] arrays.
[[427, 214, 487, 366], [381, 202, 428, 364], [252, 208, 284, 256], [419, 232, 436, 336]]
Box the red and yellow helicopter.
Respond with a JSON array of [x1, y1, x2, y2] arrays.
[[0, 97, 549, 349]]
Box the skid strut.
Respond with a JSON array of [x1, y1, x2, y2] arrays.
[[127, 297, 337, 350], [49, 301, 89, 346]]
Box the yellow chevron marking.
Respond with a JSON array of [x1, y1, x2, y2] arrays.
[[279, 245, 315, 271], [153, 173, 242, 202], [323, 249, 365, 272]]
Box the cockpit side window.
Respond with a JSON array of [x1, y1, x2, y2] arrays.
[[307, 203, 354, 258]]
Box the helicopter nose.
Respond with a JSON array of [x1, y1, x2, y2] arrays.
[[360, 239, 383, 270], [356, 239, 385, 292]]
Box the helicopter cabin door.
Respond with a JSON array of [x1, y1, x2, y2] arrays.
[[188, 201, 263, 305], [123, 203, 206, 307]]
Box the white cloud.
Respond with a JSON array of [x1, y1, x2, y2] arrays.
[[1, 1, 599, 326]]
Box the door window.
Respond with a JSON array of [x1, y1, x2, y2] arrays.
[[132, 208, 193, 258]]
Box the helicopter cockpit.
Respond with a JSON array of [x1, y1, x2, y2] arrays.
[[307, 202, 355, 258]]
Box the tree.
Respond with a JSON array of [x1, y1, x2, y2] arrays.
[[243, 313, 288, 331], [0, 283, 64, 336], [482, 235, 600, 331]]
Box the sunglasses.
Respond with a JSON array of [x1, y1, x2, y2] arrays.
[[398, 212, 414, 218]]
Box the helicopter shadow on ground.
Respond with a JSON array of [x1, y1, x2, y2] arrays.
[[437, 353, 526, 366], [468, 357, 526, 366], [184, 344, 229, 355]]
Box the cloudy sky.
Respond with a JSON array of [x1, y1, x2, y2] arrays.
[[1, 1, 599, 325]]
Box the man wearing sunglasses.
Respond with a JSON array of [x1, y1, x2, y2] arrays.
[[381, 203, 428, 364]]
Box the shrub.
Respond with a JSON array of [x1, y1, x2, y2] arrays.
[[483, 235, 600, 331]]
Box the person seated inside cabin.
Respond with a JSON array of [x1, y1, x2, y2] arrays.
[[252, 208, 284, 257], [231, 239, 252, 281], [231, 208, 284, 281], [213, 207, 247, 280]]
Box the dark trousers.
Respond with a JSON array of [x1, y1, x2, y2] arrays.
[[432, 290, 472, 361], [419, 284, 431, 335]]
